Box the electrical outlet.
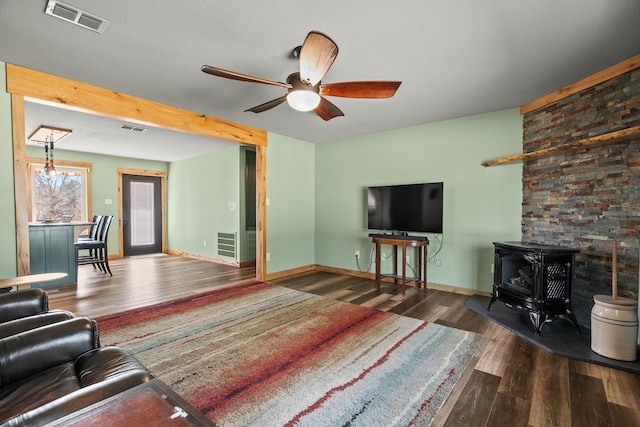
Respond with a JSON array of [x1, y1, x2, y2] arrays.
[[266, 252, 271, 262], [491, 263, 494, 273], [203, 240, 207, 247], [355, 250, 360, 258]]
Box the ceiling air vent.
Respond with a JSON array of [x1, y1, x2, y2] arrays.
[[45, 1, 109, 34], [121, 125, 148, 133]]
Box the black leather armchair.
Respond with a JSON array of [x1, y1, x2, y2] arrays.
[[0, 288, 51, 322], [0, 317, 152, 426], [0, 288, 74, 339]]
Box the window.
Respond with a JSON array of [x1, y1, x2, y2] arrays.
[[28, 160, 91, 222]]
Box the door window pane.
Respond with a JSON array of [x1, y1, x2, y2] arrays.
[[130, 181, 155, 246]]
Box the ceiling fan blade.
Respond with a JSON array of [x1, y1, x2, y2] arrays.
[[244, 95, 288, 113], [298, 31, 338, 87], [314, 97, 344, 121], [320, 81, 402, 98], [201, 65, 291, 89]]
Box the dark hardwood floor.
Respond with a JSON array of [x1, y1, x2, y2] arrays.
[[46, 254, 256, 317], [47, 255, 640, 427]]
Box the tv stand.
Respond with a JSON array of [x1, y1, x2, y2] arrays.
[[371, 235, 428, 295]]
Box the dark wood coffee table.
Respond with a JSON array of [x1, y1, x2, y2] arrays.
[[45, 379, 214, 426]]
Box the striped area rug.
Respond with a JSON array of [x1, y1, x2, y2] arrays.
[[97, 281, 482, 426]]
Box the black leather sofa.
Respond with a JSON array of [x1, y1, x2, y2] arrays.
[[0, 291, 153, 426]]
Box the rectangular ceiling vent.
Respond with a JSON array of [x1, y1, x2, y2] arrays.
[[45, 1, 109, 34], [121, 125, 148, 133]]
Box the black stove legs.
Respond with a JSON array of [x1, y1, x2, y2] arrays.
[[528, 311, 581, 336]]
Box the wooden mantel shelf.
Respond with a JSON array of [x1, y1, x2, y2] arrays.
[[481, 126, 640, 167]]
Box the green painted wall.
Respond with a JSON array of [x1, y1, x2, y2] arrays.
[[167, 146, 240, 258], [0, 63, 17, 277], [266, 133, 315, 274], [314, 108, 523, 293], [165, 135, 316, 273], [26, 146, 167, 256]]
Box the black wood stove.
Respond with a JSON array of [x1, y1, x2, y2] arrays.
[[488, 241, 581, 335]]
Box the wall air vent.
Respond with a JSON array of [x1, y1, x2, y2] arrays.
[[45, 1, 109, 34], [217, 232, 237, 259]]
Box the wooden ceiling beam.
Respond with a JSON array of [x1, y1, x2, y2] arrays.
[[6, 63, 267, 147]]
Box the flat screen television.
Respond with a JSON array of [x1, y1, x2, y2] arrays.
[[367, 182, 443, 234]]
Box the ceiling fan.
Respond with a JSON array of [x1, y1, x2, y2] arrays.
[[201, 31, 401, 121]]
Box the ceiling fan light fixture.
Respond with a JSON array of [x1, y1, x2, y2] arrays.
[[202, 32, 400, 120], [287, 90, 320, 112]]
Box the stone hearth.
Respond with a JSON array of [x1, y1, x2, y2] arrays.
[[466, 295, 640, 374]]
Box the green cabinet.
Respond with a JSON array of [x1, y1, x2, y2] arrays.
[[29, 224, 77, 287]]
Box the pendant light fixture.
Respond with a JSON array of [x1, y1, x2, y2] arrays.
[[28, 125, 72, 179], [44, 134, 57, 178]]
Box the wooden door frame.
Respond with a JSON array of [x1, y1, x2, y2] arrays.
[[7, 63, 268, 281], [118, 168, 166, 257]]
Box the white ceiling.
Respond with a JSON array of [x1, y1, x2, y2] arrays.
[[2, 1, 639, 162], [23, 101, 233, 162]]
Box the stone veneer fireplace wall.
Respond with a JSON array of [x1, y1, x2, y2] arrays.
[[521, 65, 640, 328]]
